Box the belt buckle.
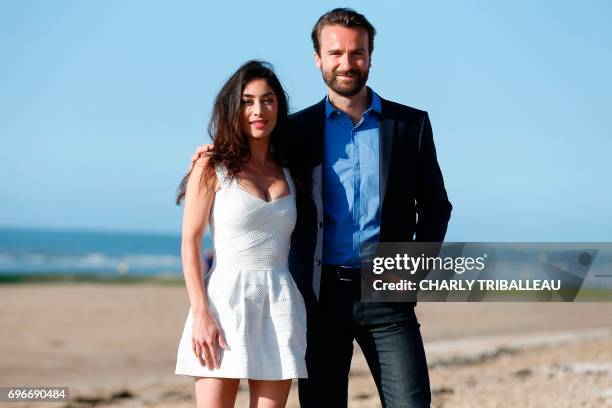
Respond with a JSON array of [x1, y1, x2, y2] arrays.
[[337, 266, 354, 282]]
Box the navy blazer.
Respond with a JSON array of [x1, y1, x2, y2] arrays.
[[286, 96, 452, 304]]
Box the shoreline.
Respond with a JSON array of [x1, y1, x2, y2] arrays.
[[0, 273, 184, 285]]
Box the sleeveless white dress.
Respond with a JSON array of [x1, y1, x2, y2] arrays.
[[175, 165, 307, 380]]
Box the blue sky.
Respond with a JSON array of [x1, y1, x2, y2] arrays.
[[1, 1, 611, 241]]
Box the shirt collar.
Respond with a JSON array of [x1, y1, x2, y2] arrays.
[[325, 87, 382, 118]]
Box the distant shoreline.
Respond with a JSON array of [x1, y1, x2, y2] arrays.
[[0, 272, 184, 285]]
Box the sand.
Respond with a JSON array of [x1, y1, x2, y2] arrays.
[[0, 284, 611, 407]]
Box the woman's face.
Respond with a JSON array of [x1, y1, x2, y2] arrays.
[[241, 78, 278, 141]]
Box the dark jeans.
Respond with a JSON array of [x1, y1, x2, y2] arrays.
[[298, 271, 431, 408]]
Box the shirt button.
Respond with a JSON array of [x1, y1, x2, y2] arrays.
[[317, 221, 323, 229], [314, 258, 321, 266]]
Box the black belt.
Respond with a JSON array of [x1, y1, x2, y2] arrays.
[[323, 264, 361, 282]]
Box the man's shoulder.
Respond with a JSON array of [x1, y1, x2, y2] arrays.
[[379, 97, 428, 121], [289, 99, 326, 123]]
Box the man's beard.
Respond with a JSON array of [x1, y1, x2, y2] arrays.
[[322, 67, 369, 97]]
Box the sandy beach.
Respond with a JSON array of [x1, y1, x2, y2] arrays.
[[1, 283, 611, 407]]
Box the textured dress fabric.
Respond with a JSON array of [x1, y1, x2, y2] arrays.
[[175, 165, 308, 380]]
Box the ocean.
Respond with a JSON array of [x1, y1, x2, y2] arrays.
[[0, 227, 213, 276]]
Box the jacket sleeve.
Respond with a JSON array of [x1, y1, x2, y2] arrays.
[[414, 113, 452, 242]]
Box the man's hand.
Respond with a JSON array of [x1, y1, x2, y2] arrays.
[[189, 144, 213, 172]]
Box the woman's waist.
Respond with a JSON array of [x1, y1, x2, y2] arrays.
[[205, 263, 292, 283], [211, 254, 290, 270]]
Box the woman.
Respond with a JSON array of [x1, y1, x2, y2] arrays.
[[174, 60, 307, 408]]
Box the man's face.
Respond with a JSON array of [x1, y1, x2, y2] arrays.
[[315, 25, 371, 97]]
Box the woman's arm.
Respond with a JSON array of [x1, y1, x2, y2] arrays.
[[180, 155, 227, 369]]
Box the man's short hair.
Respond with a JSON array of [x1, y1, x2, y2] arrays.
[[311, 8, 376, 56]]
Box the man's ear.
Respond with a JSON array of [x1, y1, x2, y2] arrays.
[[314, 51, 321, 69]]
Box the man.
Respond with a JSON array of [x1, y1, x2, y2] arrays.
[[288, 9, 451, 407], [191, 8, 451, 407]]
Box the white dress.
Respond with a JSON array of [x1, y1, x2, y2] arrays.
[[175, 165, 308, 380]]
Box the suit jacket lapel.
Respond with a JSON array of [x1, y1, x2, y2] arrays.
[[311, 98, 326, 166], [309, 98, 326, 198], [379, 99, 395, 210]]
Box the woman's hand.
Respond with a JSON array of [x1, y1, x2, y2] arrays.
[[188, 144, 214, 172], [191, 310, 229, 370]]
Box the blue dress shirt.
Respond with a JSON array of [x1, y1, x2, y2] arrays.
[[322, 88, 382, 268]]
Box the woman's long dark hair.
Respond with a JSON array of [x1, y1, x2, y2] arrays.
[[176, 60, 290, 205]]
